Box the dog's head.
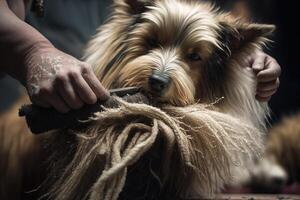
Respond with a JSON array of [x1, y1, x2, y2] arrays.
[[86, 0, 274, 107]]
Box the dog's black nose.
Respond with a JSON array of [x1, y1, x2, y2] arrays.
[[149, 74, 170, 94]]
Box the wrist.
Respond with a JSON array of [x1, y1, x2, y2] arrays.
[[20, 40, 55, 85]]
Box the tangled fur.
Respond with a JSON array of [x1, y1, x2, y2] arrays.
[[0, 0, 275, 199], [84, 0, 274, 129], [42, 97, 264, 199]]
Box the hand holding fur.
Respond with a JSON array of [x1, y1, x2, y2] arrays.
[[24, 47, 109, 113], [249, 51, 281, 101]]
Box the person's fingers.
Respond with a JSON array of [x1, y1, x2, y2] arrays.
[[257, 57, 281, 82], [47, 94, 70, 113], [38, 86, 70, 113], [28, 84, 52, 107], [256, 88, 277, 99], [255, 95, 271, 102], [70, 72, 98, 104], [55, 74, 84, 109], [252, 53, 266, 73], [81, 63, 110, 101], [257, 79, 280, 92]]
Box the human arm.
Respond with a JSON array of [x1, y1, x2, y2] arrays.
[[0, 0, 109, 113]]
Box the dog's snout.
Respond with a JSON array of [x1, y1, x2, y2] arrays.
[[149, 74, 170, 94]]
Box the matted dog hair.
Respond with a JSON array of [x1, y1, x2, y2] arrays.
[[84, 0, 273, 129], [0, 0, 275, 199]]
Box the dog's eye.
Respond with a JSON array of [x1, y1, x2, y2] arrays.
[[187, 52, 202, 61], [147, 38, 159, 48]]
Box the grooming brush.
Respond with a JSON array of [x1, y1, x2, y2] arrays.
[[19, 87, 149, 134]]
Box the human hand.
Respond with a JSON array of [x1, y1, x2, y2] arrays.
[[248, 51, 281, 102], [24, 46, 109, 113]]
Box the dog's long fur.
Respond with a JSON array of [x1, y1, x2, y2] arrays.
[[266, 114, 300, 183], [0, 0, 275, 199], [249, 113, 300, 192], [84, 0, 273, 128]]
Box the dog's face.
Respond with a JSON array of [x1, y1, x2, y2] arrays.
[[117, 1, 221, 105], [87, 0, 274, 107]]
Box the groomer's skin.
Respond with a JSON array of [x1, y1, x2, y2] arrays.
[[0, 0, 109, 113], [0, 0, 280, 113], [250, 50, 281, 102]]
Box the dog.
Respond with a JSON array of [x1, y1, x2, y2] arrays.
[[0, 0, 275, 199], [248, 113, 300, 193], [84, 0, 273, 129]]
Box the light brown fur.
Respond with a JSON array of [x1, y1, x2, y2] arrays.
[[0, 96, 45, 199], [0, 0, 275, 199], [267, 114, 300, 182], [85, 0, 274, 129], [249, 113, 300, 192]]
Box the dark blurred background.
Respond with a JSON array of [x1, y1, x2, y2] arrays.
[[1, 0, 299, 124]]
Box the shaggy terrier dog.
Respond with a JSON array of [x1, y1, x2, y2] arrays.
[[1, 0, 275, 199], [85, 0, 273, 128]]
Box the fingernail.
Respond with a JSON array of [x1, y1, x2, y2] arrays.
[[100, 90, 110, 100]]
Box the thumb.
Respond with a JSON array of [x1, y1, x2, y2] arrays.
[[252, 54, 266, 74]]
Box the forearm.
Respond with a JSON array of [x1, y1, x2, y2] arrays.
[[0, 0, 53, 84]]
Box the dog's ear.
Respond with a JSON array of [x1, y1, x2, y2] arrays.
[[220, 19, 275, 51], [115, 0, 152, 14]]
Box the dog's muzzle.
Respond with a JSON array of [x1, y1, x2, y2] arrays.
[[148, 73, 170, 95]]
